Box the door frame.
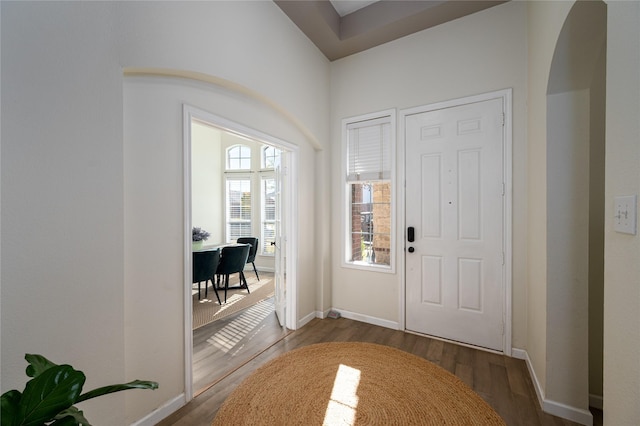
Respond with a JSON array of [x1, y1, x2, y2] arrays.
[[398, 89, 512, 355], [182, 104, 299, 401]]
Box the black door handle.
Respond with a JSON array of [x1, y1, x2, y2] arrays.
[[408, 227, 415, 242]]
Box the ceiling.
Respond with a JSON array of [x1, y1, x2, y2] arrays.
[[275, 0, 508, 61], [330, 0, 379, 17]]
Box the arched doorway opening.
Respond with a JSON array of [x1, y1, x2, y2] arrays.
[[546, 0, 606, 419]]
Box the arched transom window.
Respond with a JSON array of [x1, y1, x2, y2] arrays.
[[227, 144, 251, 170]]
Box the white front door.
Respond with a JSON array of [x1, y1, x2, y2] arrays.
[[405, 97, 505, 351]]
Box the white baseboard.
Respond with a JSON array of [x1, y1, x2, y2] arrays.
[[513, 348, 593, 426], [315, 309, 331, 319], [512, 348, 546, 411], [511, 348, 527, 360], [544, 399, 593, 426], [297, 310, 316, 328], [589, 393, 603, 410], [130, 394, 185, 426], [331, 308, 399, 330]]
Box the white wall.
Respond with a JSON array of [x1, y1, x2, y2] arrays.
[[330, 1, 528, 343], [192, 122, 223, 244], [588, 42, 606, 404], [115, 1, 329, 147], [526, 0, 574, 395], [546, 89, 590, 410], [123, 78, 186, 421], [603, 2, 640, 424], [1, 2, 127, 422], [2, 1, 330, 424]]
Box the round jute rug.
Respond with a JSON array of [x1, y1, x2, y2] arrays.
[[212, 342, 505, 425]]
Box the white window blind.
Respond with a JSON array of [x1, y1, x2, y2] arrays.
[[226, 178, 252, 241], [346, 116, 391, 182]]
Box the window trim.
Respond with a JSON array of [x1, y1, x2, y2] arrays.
[[341, 109, 396, 273]]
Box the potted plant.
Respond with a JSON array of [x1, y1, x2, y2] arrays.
[[192, 227, 210, 249], [1, 353, 158, 426]]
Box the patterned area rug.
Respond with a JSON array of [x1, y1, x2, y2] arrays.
[[192, 272, 274, 329], [213, 342, 506, 425]]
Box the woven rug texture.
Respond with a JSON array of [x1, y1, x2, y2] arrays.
[[213, 342, 505, 425], [192, 272, 274, 329]]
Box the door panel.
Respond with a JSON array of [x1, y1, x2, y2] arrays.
[[405, 98, 504, 351], [274, 153, 286, 327]]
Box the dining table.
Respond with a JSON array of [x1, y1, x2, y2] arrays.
[[192, 242, 251, 291]]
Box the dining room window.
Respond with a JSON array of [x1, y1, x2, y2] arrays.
[[227, 144, 251, 170], [260, 145, 280, 256], [261, 177, 276, 255], [225, 144, 253, 242], [262, 145, 280, 170], [224, 143, 281, 250], [342, 110, 395, 271], [226, 177, 252, 241]]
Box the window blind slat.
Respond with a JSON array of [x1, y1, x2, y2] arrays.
[[347, 120, 391, 182]]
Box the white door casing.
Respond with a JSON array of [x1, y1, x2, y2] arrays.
[[404, 95, 508, 352], [183, 104, 299, 402]]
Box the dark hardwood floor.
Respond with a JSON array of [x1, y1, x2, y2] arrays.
[[161, 307, 602, 425], [192, 297, 289, 394]]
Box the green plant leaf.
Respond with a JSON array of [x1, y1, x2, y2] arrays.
[[76, 380, 158, 403], [52, 406, 90, 426], [19, 365, 85, 426], [1, 390, 22, 426], [50, 416, 82, 426], [25, 354, 58, 378], [3, 354, 157, 426]]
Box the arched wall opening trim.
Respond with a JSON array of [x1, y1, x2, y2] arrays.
[[123, 67, 322, 150]]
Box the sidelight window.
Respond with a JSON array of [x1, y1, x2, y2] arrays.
[[342, 110, 395, 271], [226, 177, 252, 241]]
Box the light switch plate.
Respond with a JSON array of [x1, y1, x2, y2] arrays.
[[614, 195, 637, 235]]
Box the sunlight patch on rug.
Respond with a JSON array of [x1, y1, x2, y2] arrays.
[[324, 364, 360, 426]]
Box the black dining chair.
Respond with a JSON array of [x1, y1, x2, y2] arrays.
[[192, 248, 221, 304], [236, 237, 260, 281], [216, 244, 251, 303]]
